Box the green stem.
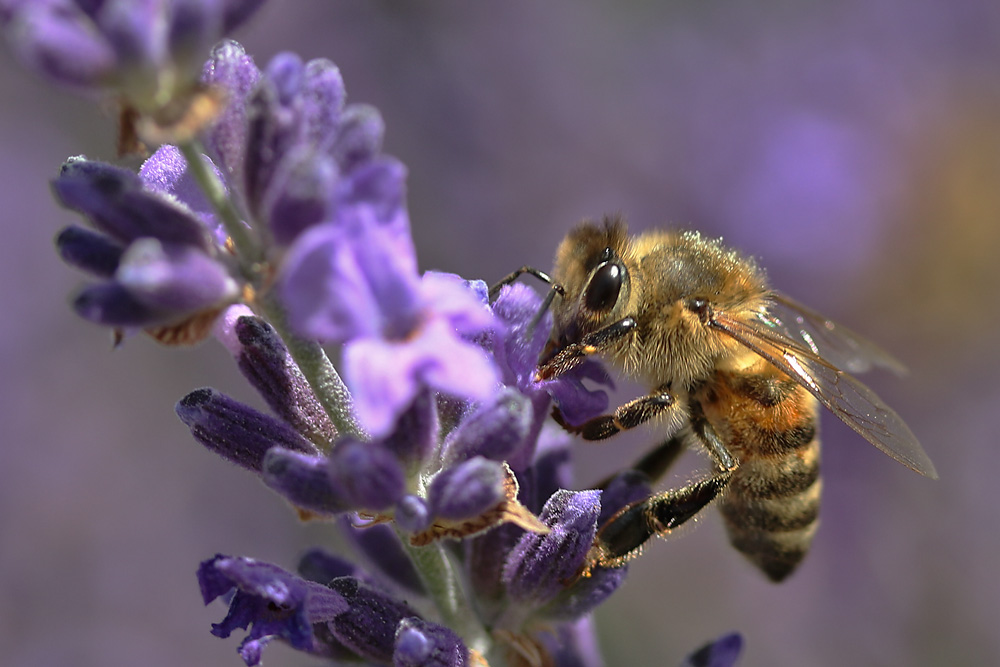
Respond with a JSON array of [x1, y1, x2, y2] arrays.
[[258, 293, 364, 441], [399, 536, 491, 656], [178, 140, 261, 272]]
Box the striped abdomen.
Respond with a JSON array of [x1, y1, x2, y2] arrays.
[[699, 364, 822, 581]]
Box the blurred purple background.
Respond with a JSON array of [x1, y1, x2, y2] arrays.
[[3, 2, 999, 665]]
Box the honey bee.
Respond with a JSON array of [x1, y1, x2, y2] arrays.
[[494, 215, 937, 581]]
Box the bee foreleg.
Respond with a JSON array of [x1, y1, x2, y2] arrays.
[[586, 470, 734, 571], [552, 386, 677, 441], [535, 316, 637, 381]]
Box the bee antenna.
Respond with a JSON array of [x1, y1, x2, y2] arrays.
[[489, 266, 554, 301], [527, 282, 564, 337]]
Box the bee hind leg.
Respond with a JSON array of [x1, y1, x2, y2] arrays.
[[585, 469, 734, 572]]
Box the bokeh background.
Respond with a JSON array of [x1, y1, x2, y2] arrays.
[[3, 2, 999, 666]]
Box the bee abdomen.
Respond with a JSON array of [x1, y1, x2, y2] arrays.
[[719, 438, 822, 582]]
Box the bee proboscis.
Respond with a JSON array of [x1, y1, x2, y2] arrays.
[[494, 215, 936, 581]]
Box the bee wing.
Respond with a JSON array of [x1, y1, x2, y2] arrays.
[[764, 293, 908, 376], [711, 311, 938, 479]]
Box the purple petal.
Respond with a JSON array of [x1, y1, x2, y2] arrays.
[[279, 222, 420, 343], [393, 617, 468, 667], [427, 457, 506, 521], [139, 145, 227, 244], [115, 239, 238, 312], [198, 555, 349, 666], [421, 271, 495, 337], [176, 388, 318, 472]]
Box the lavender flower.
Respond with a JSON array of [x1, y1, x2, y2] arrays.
[[8, 12, 750, 661]]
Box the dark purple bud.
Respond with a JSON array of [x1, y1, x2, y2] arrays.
[[297, 548, 359, 585], [266, 51, 304, 105], [100, 1, 161, 69], [2, 3, 116, 88], [341, 521, 426, 595], [72, 280, 166, 326], [538, 617, 605, 667], [301, 58, 346, 149], [244, 54, 304, 215], [394, 495, 431, 534], [394, 617, 468, 667], [167, 0, 224, 64], [53, 157, 212, 251], [201, 39, 261, 180], [225, 314, 337, 448], [524, 429, 573, 512], [116, 239, 238, 312], [542, 564, 627, 621], [261, 449, 350, 515], [198, 554, 348, 667], [176, 388, 317, 472], [503, 490, 601, 606], [466, 523, 524, 602], [56, 225, 123, 277], [443, 388, 531, 464], [681, 633, 744, 667], [427, 457, 506, 521], [327, 577, 416, 664], [266, 148, 338, 245], [381, 389, 439, 470], [331, 104, 384, 170], [333, 156, 408, 230], [329, 441, 406, 511]]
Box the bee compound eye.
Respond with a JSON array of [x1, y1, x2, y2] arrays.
[[584, 262, 623, 313], [687, 298, 711, 321]]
